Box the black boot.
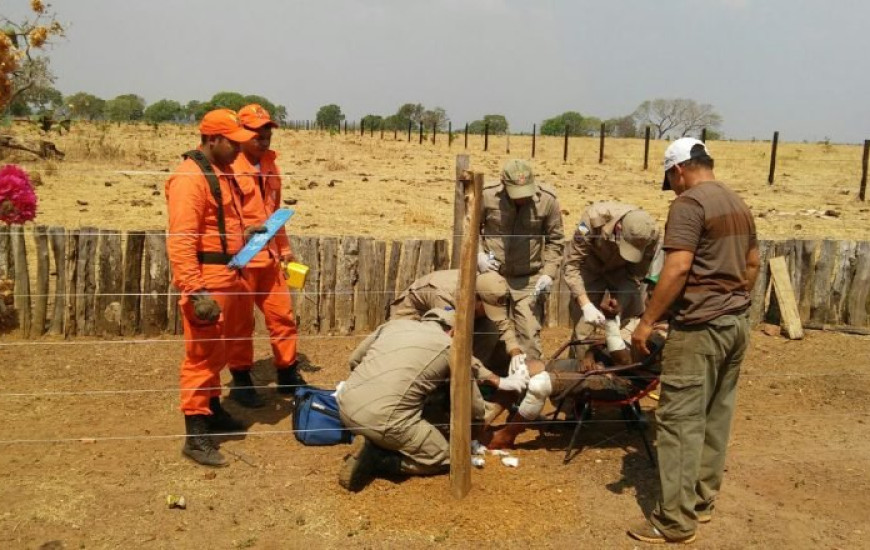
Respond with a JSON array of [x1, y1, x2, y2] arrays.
[[276, 364, 308, 394], [182, 415, 228, 467], [229, 369, 265, 409], [207, 397, 245, 433]]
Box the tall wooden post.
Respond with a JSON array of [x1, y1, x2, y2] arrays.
[[860, 139, 869, 201], [484, 123, 489, 151], [419, 122, 424, 144], [563, 124, 570, 163], [360, 119, 365, 136], [701, 128, 707, 142], [531, 124, 536, 158], [408, 120, 412, 142], [768, 131, 779, 185], [343, 120, 347, 134], [643, 126, 651, 170], [464, 123, 469, 149], [32, 225, 49, 337], [12, 228, 31, 337], [451, 155, 471, 268], [432, 124, 437, 145], [599, 122, 605, 164], [448, 121, 453, 147], [450, 171, 483, 500]]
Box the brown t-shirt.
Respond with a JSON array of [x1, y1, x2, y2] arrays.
[[663, 181, 757, 325]]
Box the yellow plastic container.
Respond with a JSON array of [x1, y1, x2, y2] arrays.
[[284, 262, 309, 289]]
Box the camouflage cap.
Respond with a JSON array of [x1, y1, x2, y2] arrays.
[[501, 159, 536, 199], [421, 308, 456, 330], [475, 271, 510, 323], [617, 209, 657, 263]]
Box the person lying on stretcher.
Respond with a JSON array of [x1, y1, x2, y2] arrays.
[[483, 286, 668, 450]]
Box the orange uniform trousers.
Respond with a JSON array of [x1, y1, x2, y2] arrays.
[[179, 278, 253, 415], [226, 261, 299, 370]]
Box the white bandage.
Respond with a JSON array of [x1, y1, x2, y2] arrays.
[[605, 316, 626, 352], [518, 372, 553, 420]]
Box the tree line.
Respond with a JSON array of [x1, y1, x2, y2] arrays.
[[317, 99, 723, 139]]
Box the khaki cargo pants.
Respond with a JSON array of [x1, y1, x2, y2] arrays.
[[650, 313, 750, 540], [504, 273, 546, 360]]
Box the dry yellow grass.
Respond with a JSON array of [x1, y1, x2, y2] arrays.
[[5, 121, 870, 241]]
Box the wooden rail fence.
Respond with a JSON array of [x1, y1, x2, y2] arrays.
[[0, 226, 868, 338]]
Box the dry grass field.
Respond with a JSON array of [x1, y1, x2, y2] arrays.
[[5, 121, 870, 242]]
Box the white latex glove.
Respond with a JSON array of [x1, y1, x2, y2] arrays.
[[508, 354, 528, 378], [533, 274, 553, 297], [581, 302, 606, 326], [477, 252, 500, 273], [498, 370, 530, 393]]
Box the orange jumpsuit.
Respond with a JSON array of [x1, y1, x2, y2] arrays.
[[229, 150, 298, 370], [165, 155, 254, 415]]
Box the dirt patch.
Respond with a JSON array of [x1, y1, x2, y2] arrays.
[[1, 328, 869, 548]]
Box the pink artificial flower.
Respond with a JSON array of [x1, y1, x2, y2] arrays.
[[0, 164, 38, 225]]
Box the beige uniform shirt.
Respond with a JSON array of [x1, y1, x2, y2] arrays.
[[339, 319, 488, 432], [478, 182, 565, 279], [563, 201, 660, 299]]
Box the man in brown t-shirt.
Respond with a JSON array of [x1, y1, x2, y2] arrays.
[[628, 138, 761, 545]]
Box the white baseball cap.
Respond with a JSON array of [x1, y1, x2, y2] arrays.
[[662, 138, 712, 190]]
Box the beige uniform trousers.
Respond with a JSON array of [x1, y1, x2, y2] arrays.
[[650, 313, 749, 540]]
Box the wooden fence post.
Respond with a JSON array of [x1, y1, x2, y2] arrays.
[[408, 120, 412, 142], [121, 231, 145, 336], [701, 128, 707, 142], [448, 121, 453, 147], [860, 139, 869, 201], [320, 237, 338, 334], [768, 131, 779, 185], [396, 239, 422, 294], [419, 122, 424, 144], [32, 225, 49, 337], [450, 171, 483, 499], [290, 235, 320, 334], [432, 124, 437, 145], [335, 236, 360, 335], [484, 123, 489, 152], [464, 123, 468, 150], [599, 122, 605, 164], [0, 225, 11, 280], [643, 126, 651, 170], [75, 227, 98, 336], [12, 227, 31, 337], [452, 154, 471, 269], [531, 124, 536, 159], [48, 226, 65, 335], [96, 229, 123, 337], [142, 230, 169, 336], [563, 124, 570, 163], [64, 230, 78, 337], [383, 241, 402, 320]]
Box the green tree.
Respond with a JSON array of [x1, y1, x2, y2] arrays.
[[420, 107, 449, 131], [540, 111, 587, 136], [468, 114, 509, 135], [361, 114, 384, 130], [144, 99, 184, 123], [8, 84, 62, 115], [65, 92, 105, 120], [315, 103, 344, 128], [104, 94, 146, 121], [604, 115, 638, 138], [392, 103, 424, 130], [208, 91, 247, 111], [632, 98, 723, 139], [184, 100, 205, 121]]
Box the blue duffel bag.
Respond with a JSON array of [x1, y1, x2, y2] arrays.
[[292, 386, 352, 446]]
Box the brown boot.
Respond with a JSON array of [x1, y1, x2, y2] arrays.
[[487, 412, 531, 450]]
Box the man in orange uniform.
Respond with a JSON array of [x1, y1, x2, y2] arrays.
[[227, 104, 306, 408], [165, 109, 256, 467]]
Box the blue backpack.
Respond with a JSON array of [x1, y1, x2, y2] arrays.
[[292, 386, 352, 446]]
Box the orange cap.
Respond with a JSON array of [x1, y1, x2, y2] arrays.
[[199, 109, 256, 142], [239, 104, 278, 129]]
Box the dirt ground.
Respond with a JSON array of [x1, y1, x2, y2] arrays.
[[6, 122, 870, 242], [1, 327, 869, 549]]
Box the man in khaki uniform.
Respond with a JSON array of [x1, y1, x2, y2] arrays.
[[337, 309, 528, 492], [389, 269, 515, 371], [477, 159, 564, 364], [628, 138, 760, 544], [564, 201, 660, 354]]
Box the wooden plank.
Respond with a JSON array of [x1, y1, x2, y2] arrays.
[[32, 225, 49, 337], [748, 240, 773, 326], [396, 239, 422, 295], [48, 226, 66, 336], [369, 240, 387, 328], [354, 238, 375, 333], [290, 235, 320, 334], [450, 172, 483, 500], [11, 228, 31, 337], [319, 237, 338, 334], [434, 239, 450, 271], [826, 240, 857, 326], [96, 229, 123, 337], [142, 230, 169, 337], [168, 284, 181, 335], [63, 230, 79, 338], [768, 256, 804, 339], [452, 155, 470, 268], [0, 225, 11, 280], [383, 240, 402, 320], [121, 230, 145, 336], [75, 227, 98, 336], [845, 241, 870, 327], [809, 239, 837, 326], [795, 240, 819, 321], [335, 236, 360, 335], [416, 239, 435, 279]]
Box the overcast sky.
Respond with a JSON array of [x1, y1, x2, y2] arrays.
[[9, 0, 870, 142]]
